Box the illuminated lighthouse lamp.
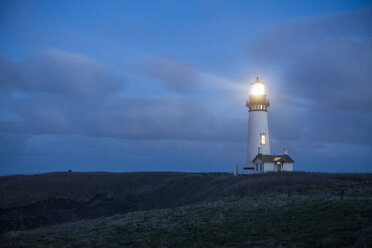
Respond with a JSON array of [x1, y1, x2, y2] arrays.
[[250, 79, 266, 95]]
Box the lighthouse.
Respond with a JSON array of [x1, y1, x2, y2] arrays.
[[243, 77, 295, 173], [244, 77, 271, 173]]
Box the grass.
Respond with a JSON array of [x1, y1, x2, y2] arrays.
[[1, 195, 371, 248], [0, 172, 371, 247], [1, 172, 371, 209]]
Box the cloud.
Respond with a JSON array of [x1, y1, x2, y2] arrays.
[[0, 49, 123, 101], [76, 94, 246, 142], [142, 56, 201, 92], [0, 49, 246, 144], [251, 8, 372, 111], [249, 8, 372, 147]]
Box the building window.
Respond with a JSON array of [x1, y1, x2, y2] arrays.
[[260, 163, 263, 171], [260, 133, 266, 145], [256, 163, 258, 171]]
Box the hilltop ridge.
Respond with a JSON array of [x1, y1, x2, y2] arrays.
[[0, 172, 371, 247]]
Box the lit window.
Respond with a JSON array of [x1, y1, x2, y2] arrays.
[[274, 157, 281, 161], [260, 133, 266, 145]]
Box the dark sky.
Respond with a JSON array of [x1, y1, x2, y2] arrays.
[[1, 0, 371, 175]]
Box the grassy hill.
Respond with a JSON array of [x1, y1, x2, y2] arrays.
[[0, 172, 371, 247]]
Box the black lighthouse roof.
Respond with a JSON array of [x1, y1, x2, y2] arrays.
[[252, 154, 295, 163]]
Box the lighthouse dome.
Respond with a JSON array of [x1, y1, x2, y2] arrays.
[[250, 77, 266, 95]]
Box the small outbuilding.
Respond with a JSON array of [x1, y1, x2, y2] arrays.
[[251, 153, 294, 173], [244, 148, 295, 173]]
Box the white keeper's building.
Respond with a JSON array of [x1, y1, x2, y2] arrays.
[[251, 148, 294, 173]]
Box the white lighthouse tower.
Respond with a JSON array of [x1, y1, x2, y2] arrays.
[[244, 77, 271, 173]]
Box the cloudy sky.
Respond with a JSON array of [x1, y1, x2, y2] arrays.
[[1, 0, 371, 175]]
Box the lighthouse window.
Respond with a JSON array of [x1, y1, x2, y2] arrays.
[[260, 133, 266, 145]]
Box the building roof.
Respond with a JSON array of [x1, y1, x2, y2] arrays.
[[252, 154, 295, 163], [250, 76, 265, 85]]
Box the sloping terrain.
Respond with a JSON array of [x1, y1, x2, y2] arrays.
[[1, 196, 371, 247], [0, 172, 371, 247]]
